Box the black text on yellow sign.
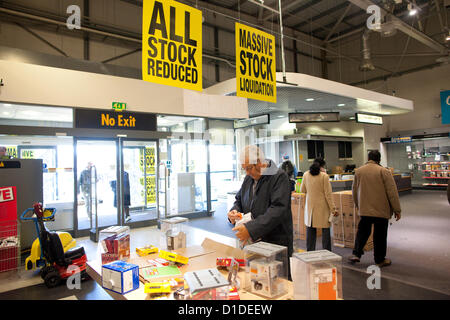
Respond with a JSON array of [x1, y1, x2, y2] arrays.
[[235, 23, 276, 103], [140, 147, 156, 175], [142, 0, 202, 91], [140, 176, 156, 205]]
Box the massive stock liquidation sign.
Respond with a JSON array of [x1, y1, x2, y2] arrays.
[[142, 0, 202, 91], [235, 23, 276, 103]]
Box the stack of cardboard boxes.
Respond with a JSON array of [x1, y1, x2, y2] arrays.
[[332, 191, 373, 251], [291, 193, 321, 241]]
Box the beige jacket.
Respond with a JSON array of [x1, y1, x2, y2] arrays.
[[300, 171, 336, 228], [352, 161, 401, 219]]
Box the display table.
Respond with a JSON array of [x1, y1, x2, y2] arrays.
[[86, 237, 294, 301]]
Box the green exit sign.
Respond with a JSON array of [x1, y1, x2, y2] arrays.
[[112, 102, 127, 111]]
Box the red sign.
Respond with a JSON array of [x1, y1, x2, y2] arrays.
[[0, 186, 17, 222]]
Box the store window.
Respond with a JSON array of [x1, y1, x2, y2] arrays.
[[338, 142, 353, 159], [385, 136, 450, 188], [0, 135, 74, 231], [307, 140, 324, 159], [157, 115, 205, 133], [0, 102, 73, 128]]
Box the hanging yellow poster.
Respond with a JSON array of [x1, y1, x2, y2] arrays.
[[235, 22, 276, 103], [140, 147, 155, 175], [140, 175, 156, 207], [142, 0, 202, 91]]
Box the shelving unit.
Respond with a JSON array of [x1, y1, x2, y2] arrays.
[[420, 161, 450, 188]]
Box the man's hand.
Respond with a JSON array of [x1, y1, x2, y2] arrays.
[[232, 224, 250, 245], [394, 212, 401, 221], [228, 210, 241, 225]]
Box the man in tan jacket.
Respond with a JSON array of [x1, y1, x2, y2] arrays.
[[349, 150, 401, 268]]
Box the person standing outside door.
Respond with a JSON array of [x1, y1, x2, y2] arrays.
[[227, 145, 294, 259], [300, 158, 338, 251], [78, 161, 95, 220], [349, 150, 401, 268]]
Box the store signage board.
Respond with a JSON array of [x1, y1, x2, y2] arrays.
[[75, 109, 157, 131], [440, 90, 450, 124], [112, 102, 127, 111], [391, 136, 412, 144], [235, 23, 276, 103], [0, 161, 21, 169], [233, 114, 270, 129], [142, 0, 203, 92], [355, 113, 383, 125], [288, 112, 340, 123]]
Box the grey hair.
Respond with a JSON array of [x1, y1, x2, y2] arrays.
[[239, 145, 265, 165]]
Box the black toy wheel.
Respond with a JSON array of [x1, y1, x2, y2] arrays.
[[40, 266, 55, 280], [44, 271, 61, 288], [80, 270, 91, 281]]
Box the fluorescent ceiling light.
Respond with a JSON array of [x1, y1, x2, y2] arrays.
[[337, 104, 345, 107], [349, 117, 355, 120], [306, 98, 315, 101]]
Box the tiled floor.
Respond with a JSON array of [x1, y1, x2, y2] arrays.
[[0, 190, 449, 300]]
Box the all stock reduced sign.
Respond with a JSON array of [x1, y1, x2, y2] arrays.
[[142, 0, 202, 91], [236, 23, 276, 103]]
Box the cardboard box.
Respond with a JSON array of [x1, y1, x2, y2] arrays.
[[332, 191, 373, 251], [291, 193, 322, 240], [102, 261, 140, 295]]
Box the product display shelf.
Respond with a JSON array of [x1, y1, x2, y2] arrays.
[[420, 161, 450, 189]]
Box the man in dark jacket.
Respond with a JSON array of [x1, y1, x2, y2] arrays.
[[228, 145, 293, 259]]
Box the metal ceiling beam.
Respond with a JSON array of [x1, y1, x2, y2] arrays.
[[230, 0, 249, 11], [324, 3, 353, 42], [347, 0, 447, 54], [291, 1, 352, 30], [262, 0, 322, 22], [15, 22, 69, 57], [350, 61, 444, 86]]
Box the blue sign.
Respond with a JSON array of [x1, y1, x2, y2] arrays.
[[391, 136, 412, 144], [440, 90, 450, 125]]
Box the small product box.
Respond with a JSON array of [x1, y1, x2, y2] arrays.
[[243, 241, 288, 298], [184, 268, 230, 300], [291, 250, 342, 300], [160, 217, 188, 250], [97, 226, 130, 265], [101, 260, 139, 295]]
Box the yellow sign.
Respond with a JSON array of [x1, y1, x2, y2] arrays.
[[140, 176, 156, 206], [140, 147, 156, 175], [20, 150, 35, 159], [0, 162, 3, 167], [142, 0, 202, 91], [6, 146, 17, 158], [235, 22, 276, 103]]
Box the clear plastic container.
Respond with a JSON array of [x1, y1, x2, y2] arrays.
[[160, 217, 188, 250], [184, 268, 229, 300], [97, 226, 130, 265], [243, 241, 288, 298], [291, 250, 343, 300]]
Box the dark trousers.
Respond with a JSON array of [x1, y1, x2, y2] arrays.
[[353, 216, 389, 264], [306, 227, 331, 251]]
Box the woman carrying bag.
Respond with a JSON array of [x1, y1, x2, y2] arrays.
[[300, 158, 338, 251]]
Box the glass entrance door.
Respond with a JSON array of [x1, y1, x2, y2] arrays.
[[122, 140, 159, 226], [76, 139, 118, 232]]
